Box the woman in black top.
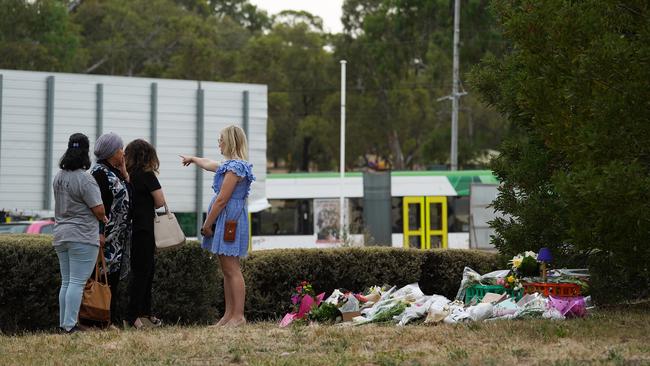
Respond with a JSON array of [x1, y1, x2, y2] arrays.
[[124, 139, 166, 329]]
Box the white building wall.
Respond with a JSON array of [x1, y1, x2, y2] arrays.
[[0, 71, 48, 210], [154, 79, 200, 212], [200, 83, 268, 212]]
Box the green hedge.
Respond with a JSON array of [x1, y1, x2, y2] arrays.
[[0, 235, 499, 332], [0, 235, 61, 333], [588, 251, 650, 305], [0, 235, 222, 333]]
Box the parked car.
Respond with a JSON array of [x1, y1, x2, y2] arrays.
[[0, 220, 55, 234]]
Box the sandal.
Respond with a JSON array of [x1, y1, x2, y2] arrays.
[[141, 316, 162, 327], [123, 318, 147, 330]]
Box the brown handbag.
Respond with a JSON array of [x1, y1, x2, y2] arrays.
[[224, 220, 237, 242], [79, 248, 111, 324], [223, 206, 245, 242]]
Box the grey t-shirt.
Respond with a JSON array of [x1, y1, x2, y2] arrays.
[[53, 169, 103, 246]]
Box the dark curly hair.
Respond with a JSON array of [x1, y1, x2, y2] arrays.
[[59, 133, 91, 171], [125, 139, 159, 175]]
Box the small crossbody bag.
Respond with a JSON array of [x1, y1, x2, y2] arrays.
[[223, 206, 245, 242]]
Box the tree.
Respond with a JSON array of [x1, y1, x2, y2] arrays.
[[1, 0, 509, 172], [73, 0, 183, 76], [237, 12, 337, 171], [0, 0, 85, 72], [73, 0, 249, 80], [172, 0, 211, 16], [210, 0, 270, 32], [336, 0, 506, 169], [471, 0, 650, 302]]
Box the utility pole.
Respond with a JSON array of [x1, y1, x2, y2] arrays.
[[339, 60, 347, 238], [450, 0, 461, 171]]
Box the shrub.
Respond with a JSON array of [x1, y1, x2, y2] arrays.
[[471, 0, 650, 303], [0, 235, 220, 333], [418, 250, 501, 298], [588, 251, 650, 305], [0, 235, 499, 332], [0, 235, 60, 333], [151, 244, 221, 325]]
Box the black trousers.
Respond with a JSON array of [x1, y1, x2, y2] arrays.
[[107, 271, 122, 325], [127, 231, 156, 323]]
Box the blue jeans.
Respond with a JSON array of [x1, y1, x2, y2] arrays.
[[55, 242, 99, 331]]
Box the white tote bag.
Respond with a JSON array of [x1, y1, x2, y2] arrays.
[[154, 204, 186, 249]]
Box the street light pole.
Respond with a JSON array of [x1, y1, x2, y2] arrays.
[[339, 60, 347, 238], [450, 0, 461, 171]]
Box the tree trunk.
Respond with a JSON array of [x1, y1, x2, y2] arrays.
[[300, 137, 311, 171], [388, 130, 405, 170], [377, 87, 406, 169]]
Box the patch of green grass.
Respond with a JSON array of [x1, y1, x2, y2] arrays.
[[466, 322, 482, 332], [373, 350, 408, 366], [446, 346, 469, 362], [511, 348, 529, 358], [607, 348, 624, 363], [555, 324, 569, 338], [228, 344, 246, 363]]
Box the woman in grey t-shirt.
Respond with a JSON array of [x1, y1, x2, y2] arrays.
[[53, 133, 107, 334]]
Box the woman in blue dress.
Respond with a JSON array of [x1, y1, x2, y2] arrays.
[[180, 125, 255, 327]]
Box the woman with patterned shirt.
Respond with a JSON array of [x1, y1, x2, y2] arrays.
[[91, 132, 133, 326]]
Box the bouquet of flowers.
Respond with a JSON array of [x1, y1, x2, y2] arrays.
[[291, 280, 315, 313], [497, 274, 523, 291], [279, 280, 325, 327], [509, 251, 540, 278], [308, 302, 341, 323]]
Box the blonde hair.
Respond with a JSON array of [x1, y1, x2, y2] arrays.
[[220, 125, 248, 161]]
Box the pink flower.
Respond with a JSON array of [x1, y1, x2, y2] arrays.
[[354, 293, 368, 303], [291, 295, 299, 305]]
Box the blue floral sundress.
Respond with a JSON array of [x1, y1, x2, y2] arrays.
[[201, 160, 255, 257]]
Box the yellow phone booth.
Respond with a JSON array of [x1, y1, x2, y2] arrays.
[[402, 196, 448, 249]]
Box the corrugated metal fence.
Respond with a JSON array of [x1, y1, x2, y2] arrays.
[[0, 69, 268, 234]]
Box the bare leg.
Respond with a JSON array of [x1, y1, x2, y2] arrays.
[[214, 256, 233, 326], [215, 277, 233, 326], [220, 255, 246, 327]]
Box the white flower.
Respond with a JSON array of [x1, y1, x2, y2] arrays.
[[509, 254, 523, 269], [524, 251, 538, 260]]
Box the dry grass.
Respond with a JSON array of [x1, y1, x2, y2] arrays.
[[1, 303, 649, 366]]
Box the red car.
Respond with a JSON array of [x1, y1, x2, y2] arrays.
[[0, 220, 55, 234]]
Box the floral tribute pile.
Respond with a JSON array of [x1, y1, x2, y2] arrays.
[[279, 250, 592, 327]]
